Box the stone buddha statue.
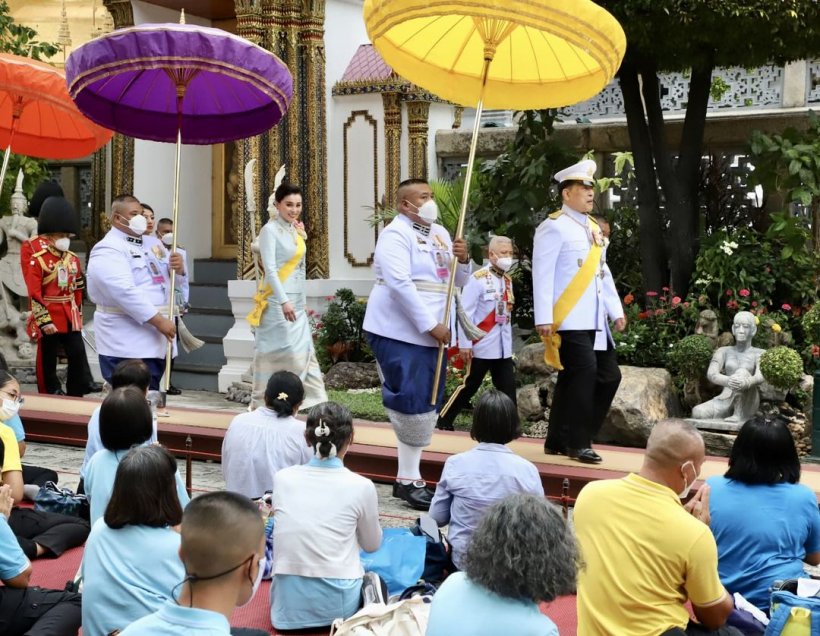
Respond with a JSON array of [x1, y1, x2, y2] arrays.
[[691, 311, 764, 423]]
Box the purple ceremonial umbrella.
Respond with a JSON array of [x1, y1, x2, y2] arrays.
[[64, 18, 293, 390]]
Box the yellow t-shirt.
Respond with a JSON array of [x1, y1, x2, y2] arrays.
[[0, 422, 21, 473], [574, 473, 726, 636]]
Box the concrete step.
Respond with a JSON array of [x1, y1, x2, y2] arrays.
[[193, 259, 235, 285], [188, 283, 231, 312], [181, 312, 233, 338], [175, 341, 227, 368], [170, 368, 220, 392]]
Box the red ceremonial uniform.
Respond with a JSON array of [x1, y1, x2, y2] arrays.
[[21, 236, 84, 336]]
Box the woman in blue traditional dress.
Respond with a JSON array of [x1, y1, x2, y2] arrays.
[[248, 183, 327, 410]]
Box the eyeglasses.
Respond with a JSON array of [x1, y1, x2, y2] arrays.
[[0, 390, 23, 405]]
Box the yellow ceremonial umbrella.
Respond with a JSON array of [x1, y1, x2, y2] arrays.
[[364, 0, 627, 403]]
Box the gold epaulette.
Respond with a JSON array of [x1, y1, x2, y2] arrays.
[[473, 269, 490, 279], [548, 210, 563, 220], [31, 249, 48, 258]]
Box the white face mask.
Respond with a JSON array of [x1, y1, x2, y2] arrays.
[[238, 556, 266, 608], [678, 460, 696, 499], [161, 232, 174, 247], [0, 398, 20, 421], [410, 200, 438, 224], [495, 256, 513, 272], [120, 213, 148, 235], [54, 237, 71, 252]]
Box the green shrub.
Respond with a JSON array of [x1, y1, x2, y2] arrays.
[[759, 346, 803, 390], [802, 304, 820, 345], [668, 335, 714, 379], [313, 288, 372, 372]]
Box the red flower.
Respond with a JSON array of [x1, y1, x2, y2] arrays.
[[671, 296, 681, 306], [655, 309, 665, 316], [662, 286, 670, 292], [624, 293, 634, 305], [813, 345, 820, 358], [646, 291, 658, 297], [751, 301, 758, 308], [638, 311, 650, 320], [683, 302, 690, 308], [739, 289, 750, 297], [782, 303, 792, 311], [727, 300, 738, 310], [725, 289, 733, 296]]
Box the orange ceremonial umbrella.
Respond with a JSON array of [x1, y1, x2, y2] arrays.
[[0, 53, 113, 198]]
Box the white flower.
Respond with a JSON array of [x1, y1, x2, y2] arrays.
[[720, 240, 738, 256], [695, 278, 709, 286]]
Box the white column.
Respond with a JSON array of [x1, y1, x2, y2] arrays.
[[218, 279, 257, 392], [782, 60, 808, 108]]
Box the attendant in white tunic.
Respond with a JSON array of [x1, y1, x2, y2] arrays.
[[363, 178, 471, 510], [270, 402, 382, 630], [222, 371, 312, 498], [82, 445, 184, 636], [532, 160, 625, 465], [86, 195, 184, 390], [438, 235, 516, 430], [248, 183, 327, 410]]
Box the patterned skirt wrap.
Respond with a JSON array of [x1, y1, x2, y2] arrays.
[[251, 293, 327, 410]]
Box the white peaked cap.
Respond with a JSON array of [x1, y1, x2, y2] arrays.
[[554, 159, 597, 185]]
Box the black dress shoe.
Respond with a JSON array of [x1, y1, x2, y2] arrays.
[[50, 388, 66, 396], [435, 418, 454, 431], [392, 481, 433, 511], [544, 445, 566, 456], [568, 448, 603, 464], [166, 385, 182, 396], [85, 382, 104, 393]]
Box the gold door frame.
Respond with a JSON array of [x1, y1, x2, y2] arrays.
[[211, 142, 239, 259]]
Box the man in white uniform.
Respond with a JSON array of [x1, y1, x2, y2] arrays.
[[533, 160, 625, 464], [86, 195, 185, 390], [363, 178, 471, 510], [437, 235, 516, 430], [154, 214, 187, 395]]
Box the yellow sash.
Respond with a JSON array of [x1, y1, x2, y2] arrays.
[[246, 232, 306, 327], [541, 216, 602, 370]]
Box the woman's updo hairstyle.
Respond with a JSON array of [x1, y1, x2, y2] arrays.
[[264, 371, 305, 417], [275, 183, 301, 203], [305, 401, 353, 460]]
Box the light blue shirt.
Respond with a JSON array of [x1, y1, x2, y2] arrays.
[[119, 600, 230, 635], [0, 514, 29, 580], [428, 443, 544, 569], [82, 520, 184, 636], [85, 448, 190, 525], [80, 406, 159, 480], [4, 414, 24, 441], [707, 475, 820, 610], [427, 572, 558, 636]]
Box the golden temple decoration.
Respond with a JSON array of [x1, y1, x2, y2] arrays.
[[406, 100, 430, 179], [381, 92, 402, 211]]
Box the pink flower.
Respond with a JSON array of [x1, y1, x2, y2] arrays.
[[324, 295, 334, 301], [725, 289, 733, 296], [727, 300, 738, 310], [683, 302, 690, 308], [654, 309, 665, 316], [739, 289, 750, 297], [782, 303, 792, 311], [751, 301, 758, 308], [671, 296, 681, 306], [646, 291, 658, 297], [662, 286, 670, 292]]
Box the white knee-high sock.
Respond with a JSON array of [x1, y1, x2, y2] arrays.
[[396, 441, 423, 484]]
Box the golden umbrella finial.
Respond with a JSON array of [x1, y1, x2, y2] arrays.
[[364, 0, 626, 402]]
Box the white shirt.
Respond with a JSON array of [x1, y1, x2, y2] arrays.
[[221, 408, 312, 499], [456, 265, 513, 359], [87, 228, 182, 358], [532, 205, 623, 350], [363, 214, 471, 347], [273, 458, 382, 579]]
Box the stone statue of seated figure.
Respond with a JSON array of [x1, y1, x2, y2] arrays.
[[691, 311, 764, 423]]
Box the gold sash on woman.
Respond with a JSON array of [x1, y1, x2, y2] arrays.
[[246, 232, 306, 327]]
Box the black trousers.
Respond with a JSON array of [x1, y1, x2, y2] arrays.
[[38, 331, 93, 396], [22, 465, 58, 487], [662, 622, 744, 635], [546, 330, 621, 452], [0, 586, 81, 636], [439, 357, 516, 426], [8, 508, 90, 559]]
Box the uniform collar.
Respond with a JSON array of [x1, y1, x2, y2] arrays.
[[488, 264, 506, 278], [397, 212, 431, 238], [562, 204, 590, 225], [112, 226, 142, 245]]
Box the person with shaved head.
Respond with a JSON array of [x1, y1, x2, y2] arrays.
[[119, 491, 267, 635], [574, 420, 739, 636], [437, 235, 517, 431]]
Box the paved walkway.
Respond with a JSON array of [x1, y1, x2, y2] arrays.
[[20, 385, 420, 528]]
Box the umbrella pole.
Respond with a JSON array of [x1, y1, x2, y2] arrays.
[[163, 126, 182, 392], [430, 57, 492, 405], [0, 121, 19, 203]]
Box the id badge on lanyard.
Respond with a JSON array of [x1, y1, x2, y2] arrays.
[[148, 260, 164, 285], [495, 279, 508, 324], [57, 264, 69, 289], [433, 249, 450, 280]]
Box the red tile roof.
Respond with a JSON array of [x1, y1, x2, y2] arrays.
[[340, 44, 395, 83]]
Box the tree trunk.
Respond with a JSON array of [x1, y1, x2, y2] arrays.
[[619, 64, 667, 296]]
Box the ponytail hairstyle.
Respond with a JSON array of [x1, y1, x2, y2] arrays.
[[263, 371, 305, 417], [305, 402, 353, 460]]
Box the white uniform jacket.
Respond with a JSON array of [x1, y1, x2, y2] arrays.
[[532, 205, 623, 351], [456, 265, 513, 359], [363, 214, 471, 348], [87, 228, 182, 358]]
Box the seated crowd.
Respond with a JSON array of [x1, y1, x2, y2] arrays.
[[1, 359, 817, 635]]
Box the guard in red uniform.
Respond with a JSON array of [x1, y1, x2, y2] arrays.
[[21, 196, 94, 396]]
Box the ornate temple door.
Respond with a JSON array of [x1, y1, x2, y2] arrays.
[[211, 142, 239, 259]]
